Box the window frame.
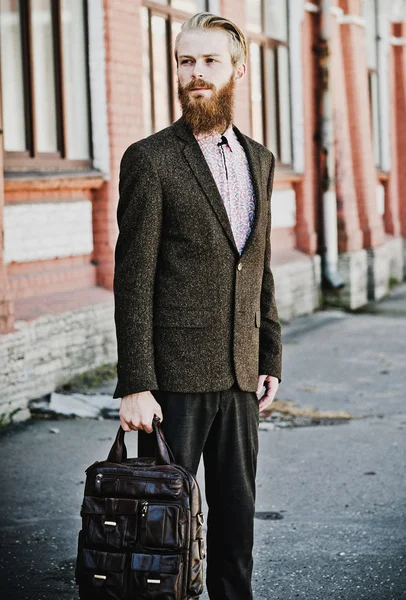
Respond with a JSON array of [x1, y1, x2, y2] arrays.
[[364, 0, 382, 168], [142, 0, 211, 134], [367, 68, 381, 167], [246, 0, 293, 168], [2, 0, 93, 172]]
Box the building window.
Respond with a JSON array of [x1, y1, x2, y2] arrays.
[[363, 0, 381, 168], [246, 0, 292, 166], [0, 0, 92, 171], [141, 0, 210, 136]]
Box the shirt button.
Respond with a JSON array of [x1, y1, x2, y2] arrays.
[[237, 262, 243, 271]]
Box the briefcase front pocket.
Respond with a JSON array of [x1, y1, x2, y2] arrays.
[[131, 553, 183, 600], [139, 502, 182, 550], [92, 472, 183, 500], [81, 497, 138, 550], [76, 548, 128, 599]]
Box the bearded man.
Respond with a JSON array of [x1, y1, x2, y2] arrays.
[[113, 12, 282, 600]]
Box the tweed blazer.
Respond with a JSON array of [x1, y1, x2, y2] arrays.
[[113, 116, 282, 398]]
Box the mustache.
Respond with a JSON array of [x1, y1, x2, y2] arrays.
[[183, 79, 216, 92]]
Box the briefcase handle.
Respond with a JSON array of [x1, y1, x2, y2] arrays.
[[107, 415, 175, 465]]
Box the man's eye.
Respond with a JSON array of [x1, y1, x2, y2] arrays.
[[206, 58, 216, 63], [181, 60, 193, 65]]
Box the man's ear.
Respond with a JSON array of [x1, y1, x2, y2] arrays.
[[234, 62, 247, 83]]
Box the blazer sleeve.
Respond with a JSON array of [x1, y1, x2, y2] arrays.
[[113, 143, 163, 399], [259, 153, 283, 382]]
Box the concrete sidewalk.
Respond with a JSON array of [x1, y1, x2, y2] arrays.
[[0, 286, 405, 599]]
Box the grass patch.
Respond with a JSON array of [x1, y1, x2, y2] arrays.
[[261, 399, 354, 421], [388, 276, 400, 290], [0, 407, 23, 426], [56, 363, 117, 393]]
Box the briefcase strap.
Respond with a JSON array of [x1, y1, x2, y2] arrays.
[[107, 415, 175, 465]]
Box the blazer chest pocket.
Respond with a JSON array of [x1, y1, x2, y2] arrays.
[[153, 309, 213, 329]]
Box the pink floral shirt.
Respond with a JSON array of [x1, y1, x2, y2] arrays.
[[195, 126, 256, 254]]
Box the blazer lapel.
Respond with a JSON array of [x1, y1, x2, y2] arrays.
[[232, 125, 264, 257], [173, 118, 238, 254]]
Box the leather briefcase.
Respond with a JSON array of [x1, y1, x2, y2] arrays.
[[75, 416, 205, 599]]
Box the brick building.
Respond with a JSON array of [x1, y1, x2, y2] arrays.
[[0, 0, 405, 421]]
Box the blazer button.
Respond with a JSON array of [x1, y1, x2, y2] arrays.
[[237, 262, 243, 271]]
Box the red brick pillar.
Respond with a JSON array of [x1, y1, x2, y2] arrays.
[[0, 100, 14, 332], [0, 266, 14, 334], [330, 1, 363, 252], [392, 21, 406, 238], [294, 8, 318, 256], [93, 0, 145, 290], [338, 0, 385, 248]]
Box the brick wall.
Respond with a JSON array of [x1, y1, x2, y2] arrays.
[[0, 298, 115, 423], [0, 146, 13, 333], [2, 176, 103, 303], [4, 201, 93, 264], [338, 0, 385, 249], [331, 1, 363, 253], [294, 7, 318, 256], [92, 0, 146, 291], [393, 21, 406, 237]]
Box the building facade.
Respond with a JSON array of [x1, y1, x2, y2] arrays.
[[0, 0, 405, 421]]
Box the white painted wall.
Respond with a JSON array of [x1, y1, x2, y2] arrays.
[[390, 0, 406, 21], [4, 201, 94, 263], [208, 0, 221, 13], [376, 182, 385, 216], [271, 188, 296, 228]]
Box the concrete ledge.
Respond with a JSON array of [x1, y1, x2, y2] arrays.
[[0, 291, 116, 424], [367, 244, 390, 301], [272, 250, 321, 322], [324, 249, 368, 310], [385, 235, 404, 283], [403, 237, 406, 280], [324, 237, 405, 310]]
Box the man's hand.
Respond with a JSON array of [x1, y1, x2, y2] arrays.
[[119, 391, 163, 433], [256, 375, 279, 413]]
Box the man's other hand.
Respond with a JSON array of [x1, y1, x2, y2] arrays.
[[119, 391, 163, 433], [256, 375, 279, 413]]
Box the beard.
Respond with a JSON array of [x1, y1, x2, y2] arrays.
[[178, 74, 236, 135]]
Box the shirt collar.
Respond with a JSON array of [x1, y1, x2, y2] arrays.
[[194, 124, 237, 152]]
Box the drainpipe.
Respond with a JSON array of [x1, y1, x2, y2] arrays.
[[318, 0, 345, 290]]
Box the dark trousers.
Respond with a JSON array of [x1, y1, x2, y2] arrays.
[[137, 385, 260, 600]]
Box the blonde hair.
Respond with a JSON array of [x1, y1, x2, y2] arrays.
[[175, 12, 248, 67]]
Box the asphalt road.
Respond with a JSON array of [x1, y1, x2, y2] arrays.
[[1, 287, 405, 600]]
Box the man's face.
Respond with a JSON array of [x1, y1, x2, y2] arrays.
[[177, 29, 235, 100], [177, 28, 246, 134]]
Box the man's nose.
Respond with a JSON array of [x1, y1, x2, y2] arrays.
[[191, 62, 204, 80]]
